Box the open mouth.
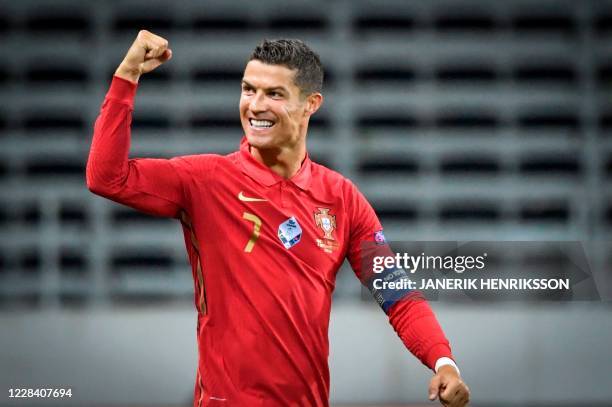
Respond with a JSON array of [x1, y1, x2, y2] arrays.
[[249, 118, 275, 129]]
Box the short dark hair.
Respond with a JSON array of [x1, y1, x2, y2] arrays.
[[249, 39, 324, 95]]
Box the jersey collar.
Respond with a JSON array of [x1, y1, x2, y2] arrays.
[[238, 137, 312, 191]]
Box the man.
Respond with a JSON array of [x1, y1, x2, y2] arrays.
[[87, 30, 470, 407]]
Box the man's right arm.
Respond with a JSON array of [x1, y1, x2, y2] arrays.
[[86, 30, 187, 218]]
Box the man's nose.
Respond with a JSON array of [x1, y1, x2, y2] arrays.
[[249, 92, 266, 112]]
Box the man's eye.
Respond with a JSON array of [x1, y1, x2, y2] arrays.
[[270, 92, 282, 98]]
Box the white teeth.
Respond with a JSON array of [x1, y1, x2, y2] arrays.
[[250, 119, 274, 128]]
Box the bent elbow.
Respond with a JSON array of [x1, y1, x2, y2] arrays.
[[86, 164, 116, 198], [86, 177, 104, 196], [86, 174, 107, 197]]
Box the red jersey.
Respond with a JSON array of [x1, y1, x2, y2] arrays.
[[87, 76, 453, 407]]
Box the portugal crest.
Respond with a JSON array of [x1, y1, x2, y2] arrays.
[[314, 208, 339, 253]]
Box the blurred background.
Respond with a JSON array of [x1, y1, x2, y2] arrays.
[[1, 0, 611, 405]]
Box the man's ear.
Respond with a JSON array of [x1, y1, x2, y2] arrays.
[[305, 93, 323, 116]]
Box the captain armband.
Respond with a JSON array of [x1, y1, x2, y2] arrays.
[[367, 266, 414, 313]]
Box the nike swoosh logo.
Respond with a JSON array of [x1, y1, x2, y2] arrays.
[[238, 191, 267, 202]]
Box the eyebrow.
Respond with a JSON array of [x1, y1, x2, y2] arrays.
[[241, 80, 288, 93]]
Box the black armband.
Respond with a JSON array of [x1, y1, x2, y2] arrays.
[[367, 267, 413, 313]]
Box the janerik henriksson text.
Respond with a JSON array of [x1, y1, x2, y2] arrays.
[[372, 277, 571, 291]]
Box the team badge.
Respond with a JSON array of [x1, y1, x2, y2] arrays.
[[314, 208, 339, 253], [278, 217, 302, 249]]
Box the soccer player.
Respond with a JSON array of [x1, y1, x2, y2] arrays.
[[86, 30, 470, 407]]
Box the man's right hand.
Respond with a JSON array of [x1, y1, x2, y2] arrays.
[[114, 30, 172, 84]]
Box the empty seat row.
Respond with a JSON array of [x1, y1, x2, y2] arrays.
[[2, 12, 611, 36]]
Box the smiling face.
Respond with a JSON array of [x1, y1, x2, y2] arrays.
[[240, 60, 322, 152]]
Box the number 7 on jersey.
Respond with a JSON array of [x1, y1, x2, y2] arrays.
[[242, 212, 262, 253]]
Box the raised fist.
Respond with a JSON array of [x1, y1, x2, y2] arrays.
[[114, 30, 172, 83]]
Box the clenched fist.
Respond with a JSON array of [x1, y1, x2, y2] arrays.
[[114, 30, 172, 83], [429, 365, 470, 406]]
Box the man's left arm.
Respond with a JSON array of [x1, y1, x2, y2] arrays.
[[388, 298, 470, 406], [344, 180, 470, 406]]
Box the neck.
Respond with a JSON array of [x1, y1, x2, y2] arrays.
[[250, 144, 306, 179]]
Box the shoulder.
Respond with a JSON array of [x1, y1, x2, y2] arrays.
[[169, 153, 224, 175], [310, 161, 363, 202]]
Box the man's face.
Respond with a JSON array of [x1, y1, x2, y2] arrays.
[[240, 60, 315, 151]]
